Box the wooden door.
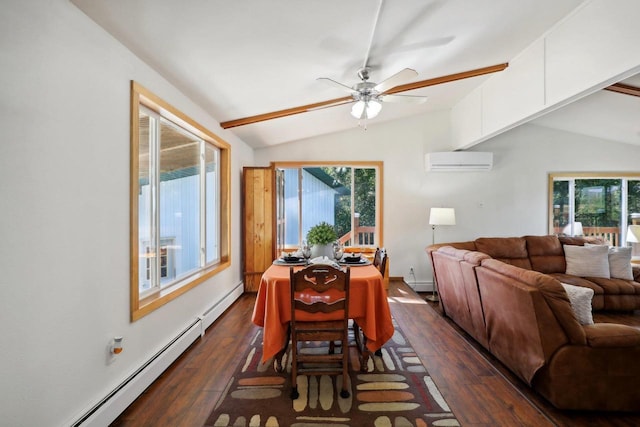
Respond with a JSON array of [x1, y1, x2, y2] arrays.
[[242, 167, 276, 291]]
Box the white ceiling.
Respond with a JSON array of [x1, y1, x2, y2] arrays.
[[70, 0, 639, 149], [531, 75, 640, 146]]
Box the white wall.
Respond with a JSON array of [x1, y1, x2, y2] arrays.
[[0, 1, 253, 426], [255, 113, 640, 290]]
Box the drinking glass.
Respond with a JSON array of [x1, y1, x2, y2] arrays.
[[301, 241, 311, 263], [333, 243, 344, 262]]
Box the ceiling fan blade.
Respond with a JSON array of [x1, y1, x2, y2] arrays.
[[374, 68, 418, 93], [317, 77, 357, 94], [220, 96, 353, 129], [380, 93, 427, 104], [220, 63, 508, 129]]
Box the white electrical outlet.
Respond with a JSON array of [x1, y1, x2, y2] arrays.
[[410, 266, 414, 275]]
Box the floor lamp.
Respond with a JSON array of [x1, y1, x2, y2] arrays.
[[427, 207, 456, 302], [627, 225, 640, 264]]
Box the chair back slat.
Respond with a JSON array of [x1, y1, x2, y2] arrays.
[[290, 265, 350, 319]]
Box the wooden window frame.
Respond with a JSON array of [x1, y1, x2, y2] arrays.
[[272, 161, 384, 249], [548, 172, 640, 245], [130, 81, 231, 321]]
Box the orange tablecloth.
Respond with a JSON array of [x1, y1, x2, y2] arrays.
[[252, 263, 395, 363]]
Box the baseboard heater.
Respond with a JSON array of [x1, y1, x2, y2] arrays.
[[71, 282, 244, 426]]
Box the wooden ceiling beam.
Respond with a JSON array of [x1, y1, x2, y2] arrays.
[[604, 82, 640, 98], [220, 63, 509, 129], [220, 96, 353, 129], [384, 63, 508, 95]]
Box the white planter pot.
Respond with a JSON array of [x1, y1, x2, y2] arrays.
[[311, 244, 333, 259]]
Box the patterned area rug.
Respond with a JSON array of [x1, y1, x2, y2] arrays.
[[205, 319, 460, 426]]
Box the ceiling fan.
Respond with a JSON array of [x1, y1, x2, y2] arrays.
[[220, 63, 508, 129], [317, 66, 428, 121], [220, 0, 508, 129]]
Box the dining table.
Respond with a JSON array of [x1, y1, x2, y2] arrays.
[[252, 262, 395, 364]]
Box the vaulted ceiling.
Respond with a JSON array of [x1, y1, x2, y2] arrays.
[[71, 0, 639, 148]]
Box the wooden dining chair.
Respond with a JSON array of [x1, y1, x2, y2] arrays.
[[289, 264, 351, 400], [373, 247, 387, 276], [353, 248, 387, 370]]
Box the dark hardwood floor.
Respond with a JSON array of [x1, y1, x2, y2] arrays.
[[112, 280, 640, 426]]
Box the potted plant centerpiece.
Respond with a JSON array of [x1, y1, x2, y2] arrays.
[[306, 221, 338, 258]]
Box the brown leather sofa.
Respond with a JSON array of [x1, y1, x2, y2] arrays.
[[425, 235, 640, 411]]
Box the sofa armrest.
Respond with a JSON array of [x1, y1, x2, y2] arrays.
[[584, 323, 640, 347], [633, 265, 640, 282]]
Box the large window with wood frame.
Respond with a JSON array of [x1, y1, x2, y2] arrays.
[[131, 82, 230, 321], [549, 173, 640, 246], [273, 162, 383, 250]]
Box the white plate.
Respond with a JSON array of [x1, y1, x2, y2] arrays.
[[273, 259, 307, 266], [339, 258, 372, 266]]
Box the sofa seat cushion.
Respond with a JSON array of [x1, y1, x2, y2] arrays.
[[525, 235, 566, 274], [475, 237, 532, 270], [586, 277, 640, 295], [601, 293, 640, 311]]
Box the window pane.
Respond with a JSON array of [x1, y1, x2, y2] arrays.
[[283, 168, 300, 247], [575, 179, 621, 245], [354, 168, 377, 246], [280, 165, 380, 248], [322, 167, 351, 244], [629, 180, 640, 224], [205, 144, 219, 264], [138, 111, 154, 292], [159, 119, 200, 285], [301, 167, 344, 242], [552, 180, 570, 234]]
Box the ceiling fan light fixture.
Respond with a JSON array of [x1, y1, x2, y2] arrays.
[[351, 99, 382, 120]]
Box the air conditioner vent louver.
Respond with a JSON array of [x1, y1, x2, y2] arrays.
[[425, 151, 493, 172]]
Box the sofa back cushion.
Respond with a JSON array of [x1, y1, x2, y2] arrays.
[[475, 237, 532, 270], [524, 235, 566, 274]]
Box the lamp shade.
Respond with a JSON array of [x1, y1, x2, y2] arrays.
[[562, 221, 583, 236], [627, 225, 640, 243], [429, 207, 456, 226]]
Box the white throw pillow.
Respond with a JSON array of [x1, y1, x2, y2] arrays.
[[561, 283, 595, 325], [563, 244, 610, 278], [607, 246, 633, 280], [585, 243, 633, 280]]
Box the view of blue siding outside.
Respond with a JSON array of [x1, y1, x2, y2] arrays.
[[283, 168, 337, 246], [139, 171, 217, 290]]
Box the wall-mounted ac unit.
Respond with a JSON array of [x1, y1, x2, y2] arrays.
[[425, 151, 493, 172]]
